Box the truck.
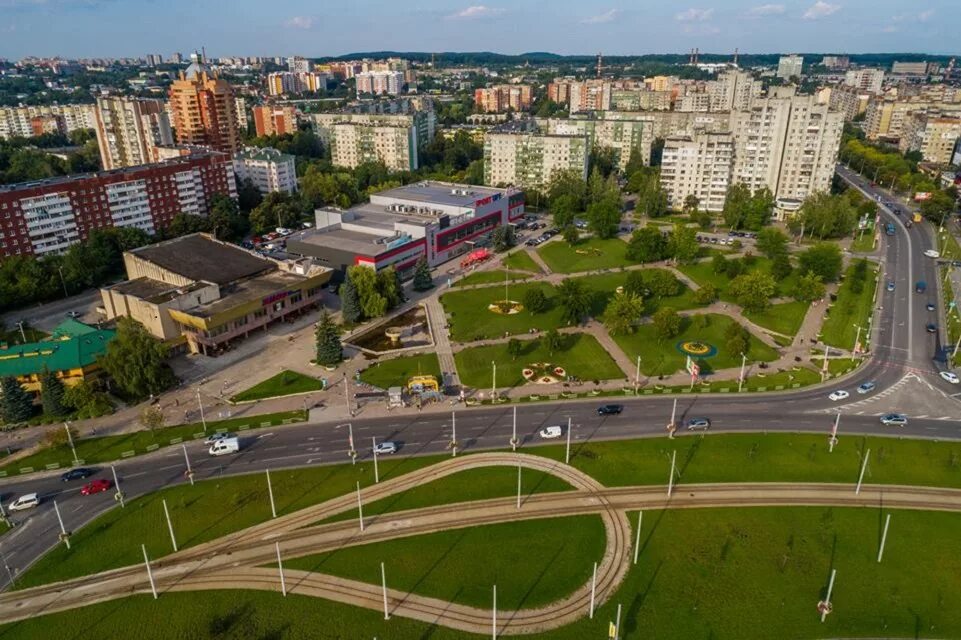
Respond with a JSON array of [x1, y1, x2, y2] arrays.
[[885, 223, 896, 236], [208, 437, 240, 457]]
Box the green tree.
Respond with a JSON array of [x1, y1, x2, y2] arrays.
[[644, 269, 682, 298], [693, 283, 718, 305], [315, 310, 343, 367], [711, 252, 728, 274], [562, 225, 580, 245], [236, 177, 263, 212], [602, 292, 644, 335], [625, 226, 668, 263], [547, 170, 587, 212], [668, 223, 699, 263], [340, 273, 363, 323], [798, 243, 843, 282], [556, 278, 593, 325], [412, 257, 434, 292], [682, 194, 700, 215], [0, 377, 34, 424], [523, 287, 549, 314], [755, 228, 789, 259], [793, 271, 826, 302], [586, 196, 621, 239], [544, 328, 563, 356], [208, 193, 249, 242], [724, 322, 751, 357], [377, 266, 403, 309], [347, 265, 387, 319], [492, 225, 516, 252], [100, 318, 176, 400], [728, 271, 776, 312], [771, 252, 793, 280], [139, 405, 165, 432], [652, 307, 682, 340], [507, 338, 523, 361], [39, 368, 68, 417], [793, 192, 858, 239], [62, 380, 112, 419], [635, 171, 668, 218], [248, 192, 305, 234], [551, 193, 580, 229], [722, 183, 752, 231]]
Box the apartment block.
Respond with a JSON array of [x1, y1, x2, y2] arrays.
[[773, 96, 844, 202], [286, 56, 311, 74], [252, 105, 298, 137], [0, 152, 236, 258], [611, 89, 673, 111], [483, 131, 589, 189], [0, 104, 97, 139], [821, 56, 850, 70], [568, 79, 612, 112], [602, 110, 733, 141], [891, 61, 928, 75], [898, 115, 961, 164], [266, 71, 331, 96], [547, 79, 572, 105], [233, 147, 297, 194], [542, 115, 654, 171], [660, 132, 735, 212], [356, 71, 405, 96], [473, 85, 533, 113], [168, 54, 241, 155], [310, 111, 435, 171], [708, 70, 761, 112], [777, 55, 804, 79], [93, 97, 173, 170], [828, 85, 872, 122], [843, 68, 884, 93]]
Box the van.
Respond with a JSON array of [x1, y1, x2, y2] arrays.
[[208, 437, 240, 457], [8, 493, 40, 511]]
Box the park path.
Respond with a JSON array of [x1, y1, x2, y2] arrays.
[[423, 296, 461, 390]]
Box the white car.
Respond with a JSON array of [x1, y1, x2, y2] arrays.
[[923, 249, 940, 258], [539, 425, 563, 439], [373, 441, 398, 454], [7, 493, 39, 512], [940, 371, 960, 384], [828, 390, 849, 401]]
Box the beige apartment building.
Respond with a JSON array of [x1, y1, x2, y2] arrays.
[[0, 104, 97, 139], [541, 115, 654, 171], [484, 131, 589, 189], [93, 96, 173, 170], [828, 85, 872, 122], [568, 79, 612, 112], [898, 115, 961, 164], [708, 70, 761, 112], [310, 111, 435, 171], [843, 68, 885, 93], [774, 96, 844, 202], [168, 53, 241, 155], [660, 132, 735, 212], [252, 105, 298, 137], [474, 85, 533, 113]]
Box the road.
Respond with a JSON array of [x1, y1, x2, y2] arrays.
[[0, 166, 959, 592]]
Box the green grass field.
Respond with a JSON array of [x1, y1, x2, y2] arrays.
[[850, 228, 878, 253], [537, 237, 631, 273], [678, 256, 801, 302], [358, 353, 442, 390], [744, 300, 810, 337], [454, 332, 625, 389], [820, 264, 878, 349], [0, 411, 306, 478], [441, 282, 566, 341], [454, 269, 534, 287], [284, 515, 605, 610], [502, 250, 543, 273], [613, 313, 778, 376], [231, 370, 324, 402], [571, 270, 705, 317]]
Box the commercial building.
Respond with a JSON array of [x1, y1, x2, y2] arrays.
[[0, 104, 97, 139], [310, 111, 435, 171], [233, 147, 297, 194], [266, 72, 331, 96], [286, 181, 524, 275], [0, 319, 116, 393], [660, 132, 735, 212], [93, 96, 173, 170], [898, 115, 961, 164], [0, 151, 236, 258], [356, 71, 405, 96], [168, 53, 241, 155], [776, 55, 804, 79], [843, 68, 884, 93], [484, 129, 588, 189], [252, 105, 298, 137], [541, 114, 654, 172], [473, 85, 533, 113], [101, 233, 332, 355]]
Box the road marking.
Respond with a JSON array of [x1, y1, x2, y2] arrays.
[[257, 433, 275, 439], [126, 472, 146, 478], [262, 446, 286, 451]]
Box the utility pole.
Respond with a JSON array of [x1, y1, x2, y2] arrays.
[[276, 542, 286, 597], [613, 603, 622, 639], [634, 355, 641, 394], [853, 324, 863, 356], [510, 406, 518, 451], [196, 389, 206, 432], [516, 464, 521, 509], [667, 450, 677, 498], [111, 465, 124, 508], [820, 570, 836, 622], [356, 482, 364, 531], [15, 321, 26, 343], [668, 398, 677, 438], [142, 544, 158, 599], [182, 444, 194, 485], [53, 500, 70, 549], [162, 499, 178, 552], [451, 411, 457, 457], [829, 413, 840, 453], [381, 561, 390, 619], [565, 417, 572, 464], [372, 437, 380, 483], [738, 353, 747, 392], [0, 548, 15, 588], [589, 561, 597, 618], [64, 423, 79, 466], [344, 373, 352, 417], [492, 584, 497, 640], [266, 469, 277, 518], [877, 514, 891, 563], [633, 511, 643, 565], [856, 449, 870, 494], [491, 360, 496, 401], [348, 423, 356, 464], [57, 266, 68, 298]]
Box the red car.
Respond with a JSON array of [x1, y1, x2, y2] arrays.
[[80, 479, 111, 496]]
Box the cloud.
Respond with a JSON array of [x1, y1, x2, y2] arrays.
[[881, 25, 898, 33], [917, 9, 934, 21], [802, 1, 840, 20], [284, 16, 313, 29], [446, 5, 504, 20], [582, 8, 619, 24], [675, 7, 713, 22], [746, 4, 786, 17]]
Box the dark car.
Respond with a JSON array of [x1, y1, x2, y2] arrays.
[[61, 467, 94, 482], [926, 323, 938, 333], [926, 302, 936, 312], [597, 404, 623, 416]]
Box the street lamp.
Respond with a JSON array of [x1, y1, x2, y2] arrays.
[[853, 324, 863, 356], [57, 266, 68, 299]]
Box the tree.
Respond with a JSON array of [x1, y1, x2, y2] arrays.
[[208, 193, 249, 242], [771, 252, 793, 280], [315, 310, 343, 367], [236, 177, 263, 212], [798, 243, 843, 282], [139, 405, 165, 432], [340, 272, 363, 323], [668, 223, 699, 263], [492, 225, 516, 252], [728, 271, 776, 312], [523, 287, 549, 314], [0, 377, 33, 424], [412, 257, 434, 292], [636, 172, 668, 218], [63, 380, 112, 419], [562, 225, 580, 245], [724, 322, 751, 357], [348, 265, 388, 319], [722, 184, 774, 231], [693, 283, 718, 305], [100, 317, 176, 400], [682, 194, 700, 215], [652, 307, 682, 341], [547, 170, 587, 212], [377, 266, 403, 309], [625, 226, 668, 263], [602, 292, 644, 335], [793, 271, 826, 302], [556, 278, 593, 325], [248, 191, 305, 234], [712, 252, 728, 274], [551, 193, 580, 229], [724, 258, 745, 279], [39, 368, 68, 417], [544, 328, 563, 355], [507, 338, 523, 361], [586, 196, 621, 239], [644, 269, 681, 298], [755, 228, 789, 259], [793, 192, 858, 239]]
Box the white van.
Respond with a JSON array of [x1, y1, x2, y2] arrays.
[[8, 493, 40, 511], [208, 437, 240, 457]]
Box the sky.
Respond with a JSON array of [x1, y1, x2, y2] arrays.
[[0, 0, 958, 60]]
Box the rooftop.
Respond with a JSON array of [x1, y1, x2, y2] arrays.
[[186, 271, 318, 318], [373, 181, 513, 207], [234, 147, 296, 163], [0, 320, 115, 378], [129, 234, 276, 286]]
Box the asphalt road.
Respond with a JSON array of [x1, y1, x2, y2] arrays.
[[0, 167, 959, 592]]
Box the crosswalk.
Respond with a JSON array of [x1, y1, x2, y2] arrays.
[[810, 372, 960, 421]]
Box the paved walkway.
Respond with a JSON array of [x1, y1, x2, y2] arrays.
[[423, 296, 460, 389]]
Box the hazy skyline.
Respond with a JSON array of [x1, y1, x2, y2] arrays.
[[1, 0, 959, 59]]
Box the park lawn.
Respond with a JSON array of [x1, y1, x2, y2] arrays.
[[679, 256, 801, 302], [454, 332, 624, 389], [850, 229, 878, 253], [284, 515, 606, 611], [820, 264, 878, 349], [571, 270, 705, 317], [744, 300, 809, 337], [537, 237, 631, 274], [441, 282, 565, 342], [940, 228, 961, 260], [945, 268, 960, 367], [358, 353, 442, 390], [231, 370, 323, 402], [741, 365, 821, 390], [454, 269, 533, 287], [502, 250, 543, 273], [0, 410, 306, 478], [613, 313, 778, 377]]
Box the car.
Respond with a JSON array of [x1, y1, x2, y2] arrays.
[[686, 417, 711, 430], [204, 432, 234, 445], [924, 249, 941, 258], [66, 310, 81, 319], [880, 413, 908, 426], [886, 280, 896, 292], [597, 404, 623, 416], [539, 425, 563, 439], [940, 371, 960, 384], [61, 467, 94, 482], [926, 323, 938, 333], [7, 493, 39, 512], [80, 479, 111, 496], [857, 381, 876, 394], [953, 260, 961, 268], [828, 390, 849, 401], [926, 302, 937, 312], [372, 441, 398, 455]]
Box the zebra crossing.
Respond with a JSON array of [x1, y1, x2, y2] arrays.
[[811, 372, 960, 421]]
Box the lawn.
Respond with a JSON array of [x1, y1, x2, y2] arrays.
[[454, 332, 625, 389], [613, 313, 778, 376], [744, 300, 810, 337], [850, 228, 877, 253], [231, 370, 324, 402], [441, 282, 565, 342], [284, 515, 606, 610], [358, 353, 442, 390], [571, 270, 705, 317], [820, 264, 878, 349], [0, 411, 306, 478], [453, 269, 533, 287], [678, 256, 801, 302], [537, 237, 631, 274], [502, 250, 543, 273]]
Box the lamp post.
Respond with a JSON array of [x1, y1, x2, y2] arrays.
[[738, 353, 747, 393], [196, 389, 206, 432], [853, 324, 863, 356], [57, 266, 68, 299], [491, 360, 496, 401]]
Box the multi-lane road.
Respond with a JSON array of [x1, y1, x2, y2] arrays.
[[0, 166, 958, 591]]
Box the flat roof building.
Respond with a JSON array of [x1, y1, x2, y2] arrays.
[[233, 147, 297, 194], [0, 319, 115, 393]]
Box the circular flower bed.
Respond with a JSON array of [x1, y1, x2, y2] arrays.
[[488, 300, 524, 315], [522, 362, 567, 384]]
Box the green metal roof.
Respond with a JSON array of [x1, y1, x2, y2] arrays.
[[0, 321, 116, 378]]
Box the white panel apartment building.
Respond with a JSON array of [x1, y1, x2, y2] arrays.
[[708, 71, 761, 112], [233, 147, 298, 194], [843, 68, 885, 93], [310, 112, 435, 171], [484, 132, 589, 189], [355, 71, 405, 96], [94, 96, 174, 170], [776, 55, 804, 79], [661, 132, 735, 212], [0, 104, 97, 139]]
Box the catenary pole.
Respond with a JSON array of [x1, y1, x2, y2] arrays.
[[142, 544, 158, 599], [182, 444, 194, 485], [276, 542, 286, 596], [53, 500, 69, 549], [381, 561, 390, 620], [856, 449, 871, 494], [356, 482, 364, 531], [267, 469, 277, 518], [589, 562, 597, 618], [111, 465, 124, 508], [877, 514, 891, 563], [565, 417, 572, 464], [162, 499, 177, 552], [633, 511, 643, 565]]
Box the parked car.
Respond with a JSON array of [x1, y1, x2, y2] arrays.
[[880, 413, 908, 426], [66, 310, 81, 319], [828, 390, 849, 401], [7, 493, 39, 512], [80, 479, 112, 496], [857, 381, 876, 394], [940, 371, 960, 384], [539, 425, 563, 439], [372, 441, 398, 455], [686, 417, 711, 431], [204, 432, 234, 446], [597, 404, 623, 416], [61, 467, 94, 482]]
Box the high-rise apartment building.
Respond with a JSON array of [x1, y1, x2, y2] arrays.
[[93, 96, 173, 170], [266, 72, 331, 96], [821, 56, 851, 70], [355, 71, 405, 97], [547, 80, 572, 105], [843, 68, 884, 93], [473, 85, 533, 113], [891, 61, 928, 75], [828, 85, 871, 122], [568, 79, 612, 112], [776, 55, 804, 79], [168, 54, 240, 155], [252, 105, 298, 137], [660, 132, 735, 212], [772, 96, 844, 201], [483, 131, 589, 189], [542, 115, 653, 171], [0, 104, 96, 139], [898, 115, 961, 164], [170, 52, 183, 64], [233, 147, 297, 194], [708, 70, 760, 112], [310, 112, 436, 171], [286, 56, 311, 74]]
